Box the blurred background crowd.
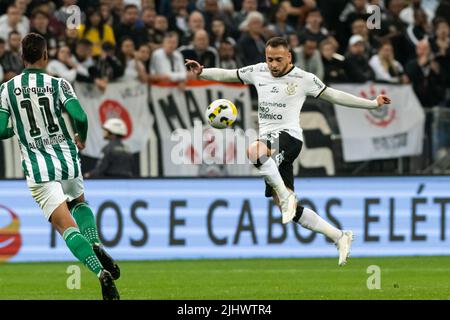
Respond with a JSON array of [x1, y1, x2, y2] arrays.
[[0, 0, 449, 107], [0, 0, 449, 178]]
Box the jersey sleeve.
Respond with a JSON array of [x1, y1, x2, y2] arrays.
[[0, 83, 10, 116], [304, 72, 327, 98], [236, 63, 261, 85], [58, 78, 78, 105]]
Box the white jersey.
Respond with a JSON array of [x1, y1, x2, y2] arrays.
[[0, 69, 81, 183], [237, 63, 327, 141]]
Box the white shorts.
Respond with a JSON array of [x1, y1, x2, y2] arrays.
[[27, 177, 85, 221]]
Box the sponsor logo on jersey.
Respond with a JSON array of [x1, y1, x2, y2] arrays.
[[270, 86, 279, 93], [14, 86, 55, 96], [0, 205, 22, 263], [259, 101, 286, 108], [313, 77, 324, 90], [239, 66, 253, 74], [258, 83, 268, 87]]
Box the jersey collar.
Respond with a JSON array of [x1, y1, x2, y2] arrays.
[[23, 68, 45, 73]]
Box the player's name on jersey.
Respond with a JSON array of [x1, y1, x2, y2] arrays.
[[28, 133, 67, 149], [13, 85, 55, 96]]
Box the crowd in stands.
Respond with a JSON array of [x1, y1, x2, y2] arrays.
[[0, 0, 449, 108]]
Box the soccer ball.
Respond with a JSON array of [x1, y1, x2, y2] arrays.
[[205, 99, 238, 129]]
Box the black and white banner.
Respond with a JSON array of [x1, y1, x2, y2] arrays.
[[333, 83, 425, 162], [151, 81, 254, 176]]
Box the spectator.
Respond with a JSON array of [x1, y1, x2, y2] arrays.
[[405, 39, 446, 107], [117, 36, 148, 83], [78, 7, 116, 57], [233, 0, 257, 28], [135, 43, 151, 74], [47, 45, 79, 82], [0, 4, 29, 44], [181, 11, 205, 45], [298, 9, 328, 45], [293, 37, 324, 80], [320, 39, 347, 83], [369, 41, 408, 83], [339, 0, 370, 27], [405, 8, 431, 60], [236, 11, 266, 66], [180, 29, 219, 68], [114, 4, 148, 47], [350, 18, 376, 56], [200, 0, 235, 34], [141, 7, 159, 44], [166, 0, 189, 37], [84, 118, 134, 179], [150, 32, 186, 83], [31, 2, 66, 39], [430, 18, 450, 106], [266, 4, 295, 38], [430, 18, 450, 64], [0, 31, 23, 82], [400, 0, 434, 26], [30, 10, 58, 58], [72, 38, 108, 90], [344, 34, 375, 83], [281, 0, 317, 29], [148, 15, 169, 51], [218, 40, 239, 68], [95, 42, 125, 81], [210, 17, 236, 50], [371, 0, 409, 65]]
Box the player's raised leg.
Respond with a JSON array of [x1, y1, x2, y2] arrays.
[[68, 193, 120, 280], [247, 141, 297, 223]]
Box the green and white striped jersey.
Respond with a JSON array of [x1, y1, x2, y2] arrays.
[[0, 68, 81, 183]]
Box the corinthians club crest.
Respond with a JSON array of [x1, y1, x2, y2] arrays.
[[285, 82, 297, 95]]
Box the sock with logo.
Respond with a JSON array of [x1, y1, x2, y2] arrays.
[[293, 205, 343, 243], [70, 203, 101, 246], [63, 227, 103, 277]]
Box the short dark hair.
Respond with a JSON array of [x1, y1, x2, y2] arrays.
[[21, 33, 47, 64], [124, 4, 138, 11], [265, 37, 290, 49], [77, 38, 93, 47]]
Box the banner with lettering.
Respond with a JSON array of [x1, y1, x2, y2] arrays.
[[332, 83, 425, 162], [150, 81, 254, 176], [1, 176, 450, 262], [74, 80, 152, 158]]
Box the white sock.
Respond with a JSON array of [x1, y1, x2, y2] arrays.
[[257, 158, 290, 199], [297, 207, 343, 243]]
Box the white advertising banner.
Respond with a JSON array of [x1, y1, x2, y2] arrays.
[[151, 81, 254, 176], [333, 83, 425, 162], [75, 80, 152, 158]]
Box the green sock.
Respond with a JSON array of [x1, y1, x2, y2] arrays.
[[71, 203, 101, 246], [63, 227, 103, 277]]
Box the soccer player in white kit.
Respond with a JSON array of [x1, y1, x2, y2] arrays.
[[186, 37, 391, 266]]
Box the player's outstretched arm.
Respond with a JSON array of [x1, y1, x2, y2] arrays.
[[0, 112, 13, 140], [319, 87, 391, 109], [185, 59, 240, 83]]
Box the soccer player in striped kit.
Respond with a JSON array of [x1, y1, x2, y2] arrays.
[[0, 33, 120, 299]]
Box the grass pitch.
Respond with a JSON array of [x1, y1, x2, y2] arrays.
[[0, 256, 449, 300]]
